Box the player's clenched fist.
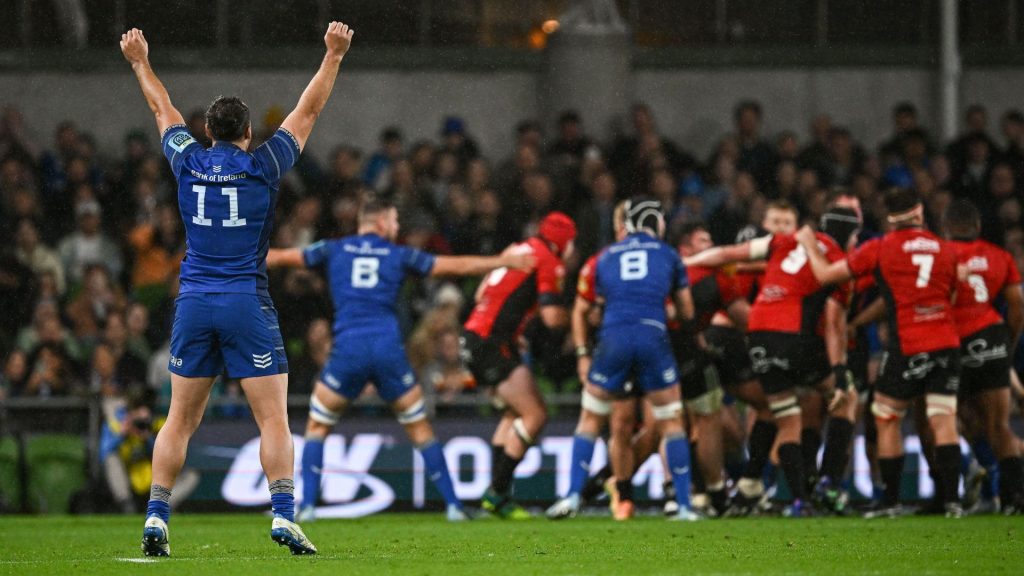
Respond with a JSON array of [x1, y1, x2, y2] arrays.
[[325, 21, 354, 56], [120, 28, 149, 65]]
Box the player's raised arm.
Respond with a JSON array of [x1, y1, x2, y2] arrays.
[[280, 21, 354, 152], [430, 250, 535, 278], [1004, 282, 1024, 352], [266, 248, 306, 269], [120, 28, 184, 134], [684, 237, 768, 269], [796, 225, 853, 285]]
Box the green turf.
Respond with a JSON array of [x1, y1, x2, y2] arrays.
[[0, 513, 1021, 575]]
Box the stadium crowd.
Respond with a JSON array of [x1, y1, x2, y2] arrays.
[[3, 98, 1024, 514]]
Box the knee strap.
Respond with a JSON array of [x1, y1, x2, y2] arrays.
[[769, 397, 800, 418], [689, 387, 723, 416], [309, 394, 341, 426], [926, 393, 957, 418], [871, 400, 906, 422], [581, 390, 612, 416], [652, 401, 683, 420], [513, 417, 535, 446], [396, 397, 427, 424]]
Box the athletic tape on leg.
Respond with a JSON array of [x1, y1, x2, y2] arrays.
[[925, 393, 957, 418], [309, 395, 341, 426], [652, 401, 683, 420], [769, 397, 800, 418], [512, 417, 535, 446], [581, 390, 612, 416], [870, 400, 906, 421], [396, 397, 427, 424]]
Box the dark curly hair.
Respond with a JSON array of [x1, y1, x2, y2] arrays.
[[205, 96, 250, 142]]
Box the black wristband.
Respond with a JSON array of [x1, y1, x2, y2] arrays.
[[832, 364, 851, 391]]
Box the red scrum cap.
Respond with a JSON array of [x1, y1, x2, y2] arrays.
[[538, 211, 577, 254]]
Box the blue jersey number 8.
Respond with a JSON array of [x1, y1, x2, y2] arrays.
[[620, 250, 648, 281]]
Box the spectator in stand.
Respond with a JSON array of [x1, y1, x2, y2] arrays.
[[980, 163, 1022, 246], [709, 170, 760, 243], [0, 349, 29, 400], [440, 115, 480, 165], [823, 126, 866, 188], [1001, 110, 1024, 178], [18, 342, 76, 397], [325, 145, 363, 201], [952, 133, 996, 201], [734, 100, 778, 190], [65, 264, 127, 346], [772, 160, 799, 202], [609, 103, 696, 197], [547, 110, 592, 169], [776, 130, 800, 162], [363, 126, 404, 191], [574, 170, 617, 262], [100, 311, 148, 391], [878, 101, 932, 169], [468, 188, 511, 256], [947, 104, 999, 177], [798, 114, 833, 176], [14, 218, 65, 296], [57, 200, 122, 288], [0, 106, 39, 166], [38, 120, 81, 198], [128, 204, 182, 309]]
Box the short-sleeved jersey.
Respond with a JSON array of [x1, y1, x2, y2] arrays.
[[687, 264, 742, 331], [594, 233, 689, 332], [748, 232, 847, 335], [847, 228, 959, 355], [465, 237, 564, 341], [303, 233, 435, 335], [162, 125, 300, 296], [951, 238, 1021, 337], [577, 254, 599, 303]]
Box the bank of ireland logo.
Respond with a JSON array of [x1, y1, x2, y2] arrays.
[[212, 165, 223, 173], [252, 352, 273, 369]]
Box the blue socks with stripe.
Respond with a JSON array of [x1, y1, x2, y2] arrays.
[[146, 484, 171, 523], [301, 437, 325, 508], [269, 478, 295, 522], [665, 434, 693, 509], [569, 434, 598, 497], [419, 440, 461, 509]]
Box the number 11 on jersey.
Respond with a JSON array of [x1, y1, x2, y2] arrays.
[[192, 184, 247, 227]]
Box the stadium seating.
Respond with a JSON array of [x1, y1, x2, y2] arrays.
[[25, 434, 87, 514]]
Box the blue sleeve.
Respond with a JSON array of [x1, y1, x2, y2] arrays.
[[674, 251, 690, 290], [302, 240, 331, 268], [160, 124, 203, 176], [400, 246, 437, 277], [252, 128, 301, 185]]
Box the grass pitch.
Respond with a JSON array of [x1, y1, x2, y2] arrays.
[[1, 512, 1021, 575]]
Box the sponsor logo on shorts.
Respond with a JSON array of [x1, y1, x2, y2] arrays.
[[169, 355, 184, 368], [902, 353, 937, 380], [325, 373, 341, 388], [962, 338, 1008, 368], [402, 373, 415, 386], [662, 368, 677, 383], [749, 347, 790, 373], [252, 352, 273, 369]]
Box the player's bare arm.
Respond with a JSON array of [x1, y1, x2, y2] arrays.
[[540, 304, 569, 329], [120, 28, 185, 134], [265, 248, 305, 269], [848, 297, 886, 336], [796, 225, 852, 285], [571, 295, 594, 385], [431, 251, 535, 277], [822, 297, 850, 409], [724, 298, 750, 333], [280, 21, 355, 151], [683, 241, 760, 269]]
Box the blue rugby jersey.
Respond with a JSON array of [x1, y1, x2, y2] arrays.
[[161, 125, 300, 296], [594, 232, 689, 331], [302, 233, 436, 334]]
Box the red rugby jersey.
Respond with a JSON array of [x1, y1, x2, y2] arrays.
[[577, 254, 599, 303], [465, 236, 565, 341], [748, 232, 848, 335], [688, 264, 743, 331], [847, 228, 959, 355], [951, 238, 1021, 338]]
